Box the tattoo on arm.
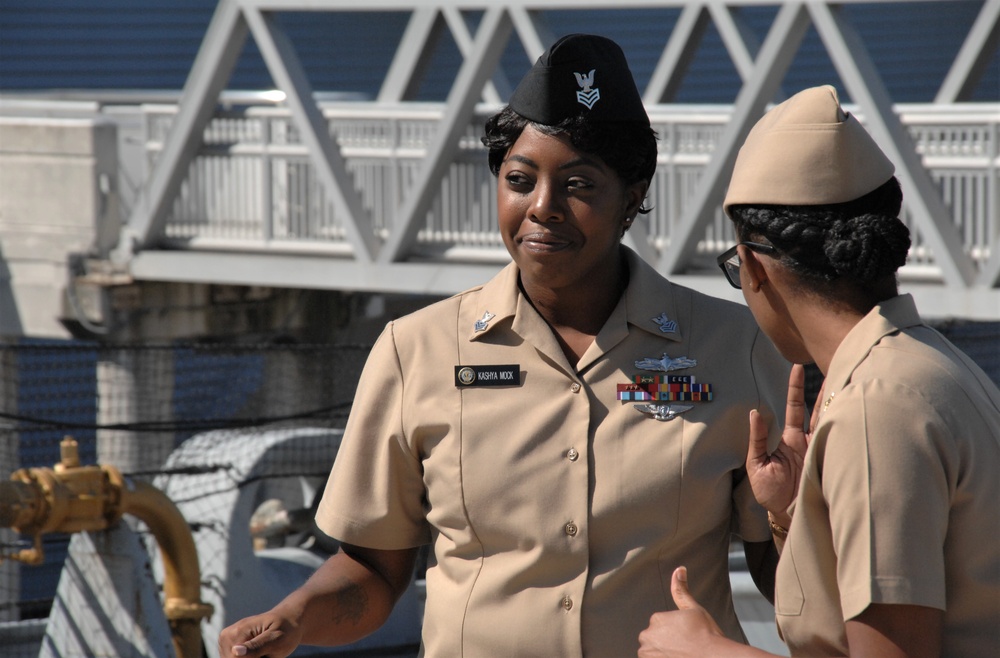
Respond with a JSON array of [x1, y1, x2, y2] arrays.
[[332, 578, 368, 626]]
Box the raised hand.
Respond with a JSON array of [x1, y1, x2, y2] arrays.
[[638, 567, 726, 657], [746, 364, 815, 522]]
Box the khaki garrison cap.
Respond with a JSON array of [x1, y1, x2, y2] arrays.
[[723, 85, 895, 216]]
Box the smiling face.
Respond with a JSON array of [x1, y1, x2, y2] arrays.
[[497, 125, 646, 295]]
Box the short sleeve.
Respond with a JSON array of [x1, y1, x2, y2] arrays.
[[315, 322, 431, 549], [820, 379, 950, 620]]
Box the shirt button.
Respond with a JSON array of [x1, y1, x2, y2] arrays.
[[565, 522, 578, 536], [570, 382, 581, 393], [566, 447, 579, 462], [562, 596, 573, 611]]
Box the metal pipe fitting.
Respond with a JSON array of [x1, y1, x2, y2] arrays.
[[0, 436, 213, 657]]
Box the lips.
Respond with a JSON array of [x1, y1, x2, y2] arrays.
[[518, 231, 572, 252]]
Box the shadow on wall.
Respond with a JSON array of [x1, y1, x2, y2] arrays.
[[0, 245, 23, 336]]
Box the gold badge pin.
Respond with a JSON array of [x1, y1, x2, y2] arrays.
[[457, 367, 477, 385]]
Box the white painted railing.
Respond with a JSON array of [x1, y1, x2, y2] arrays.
[[4, 0, 998, 318], [143, 101, 998, 274]]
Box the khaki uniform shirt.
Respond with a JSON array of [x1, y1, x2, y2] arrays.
[[775, 295, 1000, 656], [317, 249, 789, 657]]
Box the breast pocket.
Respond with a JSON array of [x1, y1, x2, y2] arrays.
[[610, 408, 685, 535], [458, 381, 584, 545]]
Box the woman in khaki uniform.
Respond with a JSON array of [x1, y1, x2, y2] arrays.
[[638, 86, 1000, 657], [219, 34, 790, 658]]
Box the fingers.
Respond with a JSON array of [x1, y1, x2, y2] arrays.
[[232, 626, 258, 655], [238, 631, 287, 658], [227, 638, 280, 658], [785, 364, 807, 433], [221, 633, 253, 658], [670, 566, 696, 610], [220, 621, 289, 658], [746, 408, 770, 469]]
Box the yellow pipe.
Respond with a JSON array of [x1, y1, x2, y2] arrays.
[[120, 478, 213, 658], [0, 436, 213, 658]]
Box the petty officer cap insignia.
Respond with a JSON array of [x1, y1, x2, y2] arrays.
[[508, 33, 650, 126], [723, 85, 895, 216]]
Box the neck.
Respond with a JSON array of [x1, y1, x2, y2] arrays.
[[519, 257, 628, 365], [792, 296, 867, 375], [520, 253, 628, 335]]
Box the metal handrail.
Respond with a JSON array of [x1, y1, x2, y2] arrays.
[[134, 100, 997, 277]]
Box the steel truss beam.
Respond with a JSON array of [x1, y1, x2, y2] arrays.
[[116, 0, 1000, 311]]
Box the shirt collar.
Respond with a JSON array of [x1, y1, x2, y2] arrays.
[[822, 294, 923, 397], [467, 260, 520, 342], [466, 248, 683, 345], [621, 248, 684, 343]]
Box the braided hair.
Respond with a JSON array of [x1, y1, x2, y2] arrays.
[[728, 177, 911, 307]]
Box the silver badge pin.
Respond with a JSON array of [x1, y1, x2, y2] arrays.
[[474, 311, 495, 333], [574, 69, 600, 109], [652, 312, 678, 333], [634, 353, 697, 372], [634, 403, 694, 421]]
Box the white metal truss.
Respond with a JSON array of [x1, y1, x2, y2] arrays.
[[115, 0, 1000, 318]]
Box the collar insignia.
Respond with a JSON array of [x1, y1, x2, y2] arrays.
[[574, 69, 600, 109], [474, 311, 495, 333], [634, 403, 693, 421], [652, 312, 678, 333], [635, 353, 697, 372]]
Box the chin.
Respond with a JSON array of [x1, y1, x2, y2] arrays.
[[786, 351, 815, 366], [768, 337, 810, 365]]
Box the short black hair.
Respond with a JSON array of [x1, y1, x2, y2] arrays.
[[482, 106, 658, 213]]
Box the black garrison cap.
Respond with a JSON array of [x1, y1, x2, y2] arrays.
[[508, 34, 649, 126]]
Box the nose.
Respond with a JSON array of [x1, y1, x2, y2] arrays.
[[528, 179, 564, 223]]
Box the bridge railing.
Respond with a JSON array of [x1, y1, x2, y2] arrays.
[[143, 100, 998, 276]]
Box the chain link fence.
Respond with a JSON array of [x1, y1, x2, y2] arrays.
[[0, 339, 373, 623], [0, 318, 996, 633]]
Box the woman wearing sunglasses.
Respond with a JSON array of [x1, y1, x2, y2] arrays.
[[639, 85, 1000, 657]]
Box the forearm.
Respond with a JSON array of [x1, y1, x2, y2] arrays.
[[276, 547, 414, 646], [639, 612, 790, 658], [716, 638, 787, 658], [640, 635, 787, 658]]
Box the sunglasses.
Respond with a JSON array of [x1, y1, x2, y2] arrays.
[[716, 242, 779, 289]]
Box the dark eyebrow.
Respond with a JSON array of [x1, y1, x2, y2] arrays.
[[503, 153, 605, 172]]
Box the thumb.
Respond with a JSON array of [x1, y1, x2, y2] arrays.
[[670, 566, 698, 610]]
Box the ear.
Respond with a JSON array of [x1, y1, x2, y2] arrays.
[[738, 244, 769, 292], [623, 181, 648, 219]]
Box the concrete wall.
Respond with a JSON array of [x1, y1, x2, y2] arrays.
[[0, 115, 436, 343], [0, 117, 119, 338]]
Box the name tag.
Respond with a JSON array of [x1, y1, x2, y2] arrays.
[[455, 364, 520, 387]]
